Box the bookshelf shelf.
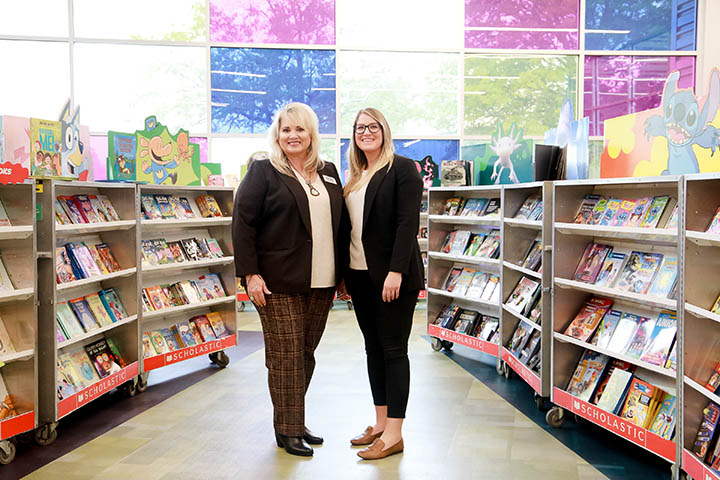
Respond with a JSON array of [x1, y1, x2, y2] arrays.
[[0, 226, 33, 240], [142, 296, 235, 321], [554, 222, 677, 245], [501, 347, 541, 393], [502, 261, 541, 280], [553, 277, 676, 311], [56, 268, 137, 291], [55, 220, 136, 237], [686, 230, 720, 248], [417, 238, 428, 249], [426, 287, 499, 312], [57, 362, 140, 419], [682, 449, 720, 480], [503, 218, 542, 230], [57, 315, 138, 350], [685, 302, 720, 325], [141, 217, 232, 230], [141, 256, 234, 275], [684, 375, 720, 406], [427, 252, 500, 269], [501, 306, 541, 332], [0, 287, 35, 304], [427, 214, 501, 226], [143, 334, 237, 372], [427, 324, 499, 357], [0, 348, 35, 364], [0, 411, 35, 441]]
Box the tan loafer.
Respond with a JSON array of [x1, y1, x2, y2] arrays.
[[357, 438, 404, 460], [350, 426, 383, 446]]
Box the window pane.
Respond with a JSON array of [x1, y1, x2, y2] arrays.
[[464, 55, 578, 136], [0, 41, 70, 119], [74, 0, 207, 41], [337, 0, 463, 50], [0, 1, 68, 37], [210, 0, 334, 45], [583, 56, 695, 136], [465, 0, 579, 49], [585, 0, 696, 51], [339, 51, 459, 137], [211, 48, 336, 134], [589, 139, 604, 179], [74, 44, 206, 134]]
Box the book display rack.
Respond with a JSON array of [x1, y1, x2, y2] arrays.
[[546, 177, 683, 473], [499, 182, 552, 408], [0, 181, 37, 464], [426, 186, 503, 359], [138, 185, 236, 373]]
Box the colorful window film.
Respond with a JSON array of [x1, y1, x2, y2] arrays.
[[74, 44, 207, 133], [464, 0, 579, 50], [464, 55, 578, 137], [339, 51, 459, 137], [584, 55, 695, 136], [585, 0, 696, 51], [211, 47, 336, 134], [210, 0, 335, 45]]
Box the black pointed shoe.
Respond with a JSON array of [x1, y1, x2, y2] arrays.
[[275, 433, 313, 457], [303, 427, 323, 445]]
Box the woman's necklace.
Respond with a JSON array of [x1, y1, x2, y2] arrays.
[[293, 166, 320, 196]]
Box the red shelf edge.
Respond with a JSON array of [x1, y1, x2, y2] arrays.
[[427, 324, 499, 357], [552, 387, 675, 462], [58, 362, 139, 419], [501, 347, 541, 394], [683, 449, 720, 480], [143, 335, 237, 372], [0, 411, 34, 440]]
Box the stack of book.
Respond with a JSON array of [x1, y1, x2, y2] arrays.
[[55, 241, 123, 283], [55, 194, 121, 225], [504, 276, 541, 320], [141, 237, 225, 266], [142, 273, 227, 312], [56, 288, 129, 342], [507, 321, 542, 372], [563, 297, 677, 370], [439, 229, 500, 259], [57, 336, 127, 399], [141, 193, 223, 220], [442, 265, 500, 302], [572, 194, 675, 229], [432, 304, 499, 342], [142, 312, 231, 358], [441, 197, 500, 218], [512, 194, 543, 221], [565, 349, 676, 440], [571, 242, 678, 298]]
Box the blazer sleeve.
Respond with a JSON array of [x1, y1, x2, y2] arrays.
[[232, 161, 269, 281], [389, 157, 423, 274]]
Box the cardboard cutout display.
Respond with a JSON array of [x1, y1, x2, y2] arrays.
[[544, 99, 589, 180], [462, 122, 533, 185], [59, 99, 90, 180], [200, 163, 224, 186], [0, 116, 31, 184]]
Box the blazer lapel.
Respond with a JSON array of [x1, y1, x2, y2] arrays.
[[363, 166, 389, 230], [319, 166, 342, 238], [278, 172, 312, 235]]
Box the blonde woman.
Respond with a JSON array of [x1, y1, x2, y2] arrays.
[[343, 108, 424, 460], [232, 102, 346, 457]]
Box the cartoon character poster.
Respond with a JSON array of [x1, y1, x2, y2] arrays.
[[30, 118, 62, 178], [602, 68, 720, 177], [58, 99, 90, 180], [0, 116, 31, 184], [544, 99, 590, 180], [107, 131, 137, 182], [462, 122, 533, 185], [137, 116, 200, 185]]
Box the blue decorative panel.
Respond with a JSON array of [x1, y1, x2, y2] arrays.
[[585, 0, 696, 51], [211, 47, 336, 134]]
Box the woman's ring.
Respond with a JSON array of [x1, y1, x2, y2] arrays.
[[250, 296, 255, 301]]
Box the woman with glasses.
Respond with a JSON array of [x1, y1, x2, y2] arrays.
[[343, 107, 424, 460], [232, 102, 346, 457]]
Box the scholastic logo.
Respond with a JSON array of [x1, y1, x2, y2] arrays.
[[78, 369, 128, 405], [166, 341, 222, 364], [574, 400, 645, 443]]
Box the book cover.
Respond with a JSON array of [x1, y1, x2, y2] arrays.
[[590, 309, 622, 349], [176, 197, 195, 218], [206, 312, 231, 338], [474, 230, 500, 258], [174, 321, 197, 347], [440, 231, 456, 254], [620, 378, 656, 427], [505, 276, 540, 315], [648, 256, 678, 298], [86, 245, 109, 275], [514, 194, 540, 220], [599, 198, 622, 225], [566, 350, 610, 402], [55, 247, 77, 284], [191, 315, 217, 342], [142, 332, 155, 357], [140, 194, 162, 220], [180, 238, 202, 261], [596, 368, 634, 414], [706, 206, 720, 234], [480, 275, 499, 301], [606, 312, 643, 354], [592, 359, 636, 405], [152, 239, 173, 264], [443, 267, 464, 292], [460, 198, 479, 216], [145, 285, 171, 310], [665, 205, 679, 230], [436, 304, 461, 329], [54, 199, 72, 225], [58, 353, 86, 390], [443, 197, 462, 215], [95, 243, 121, 272], [639, 311, 677, 367], [624, 315, 657, 359], [615, 251, 664, 294], [166, 241, 187, 263], [593, 252, 627, 288], [70, 349, 101, 386], [30, 118, 62, 177], [56, 302, 85, 337], [195, 195, 223, 218], [693, 402, 720, 460], [472, 198, 489, 216], [451, 268, 476, 297], [520, 239, 543, 271], [626, 197, 652, 227], [563, 297, 614, 342], [84, 339, 121, 379], [74, 195, 101, 223], [483, 198, 500, 217], [611, 199, 637, 227], [149, 330, 170, 354], [194, 238, 213, 259], [105, 338, 127, 368], [154, 194, 177, 219], [205, 238, 224, 258], [478, 318, 499, 341], [108, 132, 137, 181], [448, 230, 472, 257], [67, 242, 103, 278], [141, 239, 160, 266], [507, 321, 532, 354], [573, 243, 612, 284], [68, 297, 99, 332], [160, 328, 180, 350], [87, 195, 111, 222], [99, 288, 128, 322], [573, 194, 602, 224], [648, 392, 676, 440], [59, 195, 86, 224], [57, 364, 76, 400], [590, 197, 609, 224], [640, 195, 671, 228], [528, 299, 542, 324], [518, 331, 541, 364], [466, 272, 490, 299], [85, 293, 115, 327], [96, 195, 120, 222], [180, 280, 202, 304], [188, 321, 205, 345], [527, 200, 543, 221], [170, 326, 187, 349], [455, 309, 480, 335]]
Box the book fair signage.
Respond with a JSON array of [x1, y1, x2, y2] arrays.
[[501, 347, 540, 393], [683, 449, 720, 480], [58, 362, 139, 419], [143, 335, 236, 371], [0, 411, 34, 440], [428, 324, 499, 357]]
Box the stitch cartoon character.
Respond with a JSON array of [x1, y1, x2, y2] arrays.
[[140, 136, 178, 184], [490, 124, 522, 184], [58, 100, 85, 176], [644, 70, 720, 174]]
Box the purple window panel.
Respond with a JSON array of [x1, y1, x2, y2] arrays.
[[584, 56, 695, 136], [90, 135, 108, 181], [210, 0, 335, 45], [465, 0, 579, 49], [190, 137, 208, 163]]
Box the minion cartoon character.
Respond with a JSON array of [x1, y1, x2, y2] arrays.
[[140, 136, 178, 184]]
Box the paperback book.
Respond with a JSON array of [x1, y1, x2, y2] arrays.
[[566, 350, 610, 402], [615, 251, 663, 295], [573, 243, 612, 284], [563, 297, 613, 342]]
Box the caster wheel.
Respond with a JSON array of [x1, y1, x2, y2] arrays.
[[237, 302, 246, 312], [34, 424, 58, 446], [534, 394, 544, 410], [496, 362, 505, 376], [441, 340, 453, 351], [136, 373, 149, 393], [209, 351, 230, 368], [431, 337, 442, 352], [347, 301, 354, 311], [504, 365, 513, 380], [546, 407, 565, 428], [0, 441, 16, 465], [574, 413, 589, 425], [123, 380, 138, 397]]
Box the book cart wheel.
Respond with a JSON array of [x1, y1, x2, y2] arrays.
[[34, 423, 58, 447], [0, 440, 16, 465], [431, 337, 443, 352], [209, 350, 230, 368], [346, 300, 354, 311], [496, 361, 506, 376], [545, 406, 565, 428], [237, 301, 246, 312], [441, 340, 454, 351], [136, 372, 149, 393], [534, 393, 545, 410], [504, 365, 513, 380], [123, 379, 138, 397]]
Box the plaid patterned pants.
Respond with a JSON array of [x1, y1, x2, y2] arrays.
[[256, 287, 335, 436]]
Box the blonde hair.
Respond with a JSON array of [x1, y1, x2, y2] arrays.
[[267, 102, 323, 177], [344, 108, 394, 195]]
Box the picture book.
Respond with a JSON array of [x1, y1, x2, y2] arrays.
[[145, 285, 171, 310], [694, 402, 720, 460], [563, 297, 613, 342], [88, 195, 111, 222], [174, 321, 197, 347], [55, 247, 77, 284], [451, 268, 476, 297], [443, 267, 464, 292], [448, 230, 472, 257], [437, 304, 461, 329], [99, 288, 128, 322], [141, 194, 162, 220], [142, 332, 155, 357], [460, 198, 480, 216], [478, 318, 499, 341], [483, 198, 500, 217], [191, 315, 217, 342], [639, 311, 677, 367], [195, 195, 223, 218], [507, 321, 533, 354], [648, 256, 678, 298], [566, 350, 610, 402], [70, 349, 101, 386], [611, 199, 637, 226], [466, 272, 490, 299], [95, 243, 121, 272], [639, 195, 671, 228], [205, 238, 224, 258], [462, 233, 485, 257], [195, 238, 212, 259], [665, 205, 679, 230], [57, 323, 68, 344], [615, 251, 663, 294], [57, 365, 76, 399], [59, 195, 85, 224], [440, 231, 456, 254], [86, 245, 109, 275], [56, 302, 85, 337], [480, 275, 499, 301], [54, 199, 72, 225], [599, 198, 622, 225], [58, 353, 86, 390], [152, 239, 173, 264], [619, 378, 656, 427], [161, 327, 181, 350], [169, 325, 187, 349], [176, 197, 195, 218], [624, 315, 657, 359], [591, 359, 636, 405], [68, 297, 99, 332], [573, 243, 613, 284], [166, 241, 187, 263], [84, 339, 121, 379], [30, 118, 62, 177], [180, 280, 201, 304], [573, 194, 602, 224], [154, 194, 176, 219], [180, 238, 202, 261], [67, 242, 103, 278], [108, 132, 137, 181], [518, 331, 541, 364], [0, 317, 15, 355], [514, 194, 541, 220], [105, 338, 127, 368], [74, 195, 101, 223], [626, 197, 652, 227], [596, 368, 634, 414], [85, 293, 115, 327], [590, 197, 609, 224], [593, 252, 627, 288], [96, 195, 120, 222], [141, 239, 160, 266], [527, 200, 543, 221], [505, 276, 540, 315], [590, 309, 622, 349], [648, 392, 676, 440], [520, 239, 542, 271], [474, 230, 500, 258], [206, 312, 231, 338], [149, 330, 170, 354], [606, 312, 643, 353]]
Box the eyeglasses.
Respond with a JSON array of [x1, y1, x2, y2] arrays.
[[354, 123, 382, 134]]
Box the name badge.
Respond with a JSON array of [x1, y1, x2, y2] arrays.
[[323, 175, 337, 185]]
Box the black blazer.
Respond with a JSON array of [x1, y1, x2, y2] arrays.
[[232, 159, 346, 294], [353, 154, 424, 293]]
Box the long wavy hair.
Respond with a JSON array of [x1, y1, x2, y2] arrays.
[[343, 108, 394, 196], [267, 102, 323, 177]]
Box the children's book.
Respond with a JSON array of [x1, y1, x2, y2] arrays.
[[56, 302, 85, 337], [472, 198, 489, 216], [154, 194, 176, 219], [55, 247, 77, 284], [443, 267, 464, 292], [105, 338, 127, 368], [640, 195, 671, 228], [437, 304, 461, 329], [648, 392, 676, 440], [195, 195, 223, 218], [149, 330, 170, 354], [665, 342, 677, 371], [86, 245, 109, 275], [58, 353, 86, 390], [152, 239, 173, 264], [96, 195, 120, 222], [84, 339, 121, 379], [206, 312, 231, 338], [166, 241, 187, 263], [593, 252, 627, 288], [142, 332, 155, 357], [30, 118, 62, 177], [527, 200, 543, 221], [639, 311, 677, 367], [191, 315, 217, 342], [573, 243, 612, 284], [482, 198, 500, 217], [573, 194, 602, 224], [180, 238, 202, 261], [456, 309, 481, 335], [68, 297, 99, 332], [518, 331, 541, 364], [514, 194, 541, 220], [73, 195, 101, 223], [693, 402, 720, 460], [507, 321, 533, 354], [174, 321, 197, 347], [620, 378, 656, 427], [616, 251, 663, 294], [480, 275, 499, 301], [443, 197, 462, 215], [563, 297, 613, 342], [626, 197, 652, 227], [161, 328, 181, 350], [85, 293, 115, 327], [504, 276, 540, 315], [591, 359, 636, 405], [460, 198, 479, 216], [59, 195, 86, 224], [70, 349, 101, 386], [606, 312, 643, 353], [176, 197, 195, 218], [590, 309, 622, 349], [566, 350, 610, 402], [141, 194, 162, 220], [599, 198, 622, 225], [108, 132, 137, 181], [451, 268, 476, 297], [611, 199, 637, 227], [141, 239, 160, 266], [67, 242, 103, 278], [466, 272, 490, 299], [474, 230, 500, 258], [448, 230, 472, 257], [99, 288, 128, 322], [648, 256, 678, 298], [95, 243, 121, 272], [462, 233, 483, 257], [520, 239, 543, 271], [665, 204, 679, 230], [54, 199, 72, 225], [624, 315, 657, 359], [478, 318, 499, 341], [590, 197, 609, 224], [88, 195, 111, 222], [596, 368, 634, 414], [440, 231, 456, 254], [205, 238, 224, 258], [145, 285, 171, 310]]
